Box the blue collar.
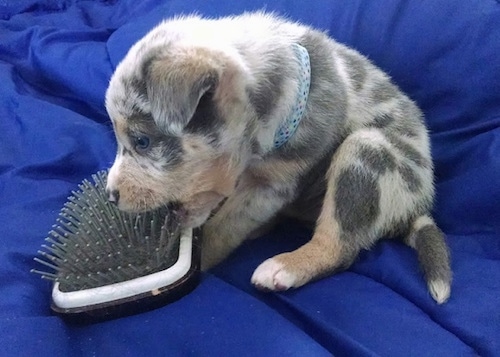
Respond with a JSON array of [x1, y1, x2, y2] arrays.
[[273, 44, 311, 149]]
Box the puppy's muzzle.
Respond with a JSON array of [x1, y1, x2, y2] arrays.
[[106, 188, 120, 205]]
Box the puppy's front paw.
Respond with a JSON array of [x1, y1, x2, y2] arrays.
[[251, 256, 298, 291]]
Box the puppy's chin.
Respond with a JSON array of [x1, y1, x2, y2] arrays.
[[114, 200, 158, 214], [178, 191, 225, 228]]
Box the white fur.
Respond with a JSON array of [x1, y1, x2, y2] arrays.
[[251, 259, 297, 290], [428, 279, 451, 304], [106, 149, 123, 190]]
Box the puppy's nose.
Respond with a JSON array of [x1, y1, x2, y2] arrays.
[[107, 189, 120, 205]]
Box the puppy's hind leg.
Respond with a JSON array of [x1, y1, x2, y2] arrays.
[[252, 129, 387, 291]]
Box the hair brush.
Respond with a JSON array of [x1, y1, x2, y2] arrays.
[[31, 171, 201, 321]]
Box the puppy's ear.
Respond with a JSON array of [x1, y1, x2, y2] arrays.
[[145, 51, 219, 133]]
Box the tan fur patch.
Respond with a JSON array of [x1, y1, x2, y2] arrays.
[[249, 158, 308, 186], [149, 47, 222, 86], [112, 115, 128, 141], [273, 207, 344, 282], [193, 155, 239, 197]]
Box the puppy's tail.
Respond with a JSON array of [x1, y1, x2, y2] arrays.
[[404, 215, 452, 304]]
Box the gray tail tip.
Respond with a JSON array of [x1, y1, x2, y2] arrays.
[[406, 216, 452, 304]]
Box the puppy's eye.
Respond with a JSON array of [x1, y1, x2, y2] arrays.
[[133, 135, 151, 152]]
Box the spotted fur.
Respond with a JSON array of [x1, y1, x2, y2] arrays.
[[105, 12, 451, 304]]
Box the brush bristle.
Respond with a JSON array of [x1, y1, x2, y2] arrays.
[[31, 171, 181, 292]]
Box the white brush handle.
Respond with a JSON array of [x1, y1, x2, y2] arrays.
[[52, 229, 193, 310]]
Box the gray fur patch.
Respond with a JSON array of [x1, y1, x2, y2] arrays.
[[371, 80, 400, 104], [125, 75, 148, 103], [337, 48, 367, 91], [386, 132, 429, 167], [370, 114, 394, 129], [246, 51, 285, 120], [392, 98, 425, 138], [287, 151, 333, 222], [126, 110, 158, 135], [394, 122, 419, 138], [130, 111, 154, 125], [184, 91, 221, 146], [335, 167, 380, 234], [159, 136, 183, 168], [250, 138, 262, 155], [358, 145, 397, 175], [398, 163, 421, 192], [413, 223, 451, 283], [139, 46, 165, 81], [127, 46, 166, 101], [400, 97, 425, 124]]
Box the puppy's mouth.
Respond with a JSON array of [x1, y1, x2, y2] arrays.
[[168, 191, 226, 229], [114, 190, 226, 229]]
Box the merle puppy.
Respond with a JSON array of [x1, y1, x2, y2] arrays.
[[105, 12, 451, 303]]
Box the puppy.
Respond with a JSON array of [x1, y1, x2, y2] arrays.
[[105, 12, 451, 303]]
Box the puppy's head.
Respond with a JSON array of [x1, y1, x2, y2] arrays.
[[105, 42, 253, 228]]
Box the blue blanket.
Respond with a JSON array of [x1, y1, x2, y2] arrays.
[[1, 1, 499, 355]]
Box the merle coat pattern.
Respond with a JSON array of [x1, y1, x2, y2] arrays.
[[105, 12, 451, 303]]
